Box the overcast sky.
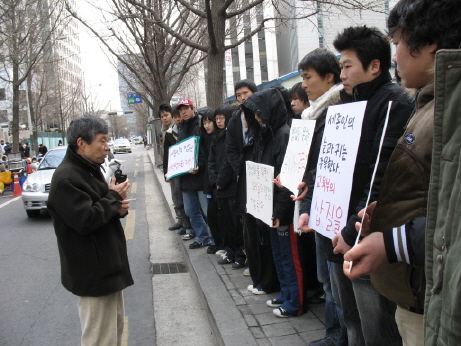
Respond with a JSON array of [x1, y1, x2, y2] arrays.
[[77, 1, 121, 112]]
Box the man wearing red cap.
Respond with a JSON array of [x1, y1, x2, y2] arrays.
[[175, 98, 214, 250]]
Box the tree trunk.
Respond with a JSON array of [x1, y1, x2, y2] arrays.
[[206, 49, 225, 108], [12, 61, 20, 153]]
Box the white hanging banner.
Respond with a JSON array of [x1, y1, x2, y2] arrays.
[[246, 161, 274, 226], [280, 119, 316, 196], [308, 101, 367, 239]]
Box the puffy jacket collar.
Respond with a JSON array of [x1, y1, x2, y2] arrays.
[[415, 82, 434, 111], [353, 71, 393, 101], [241, 88, 287, 135]]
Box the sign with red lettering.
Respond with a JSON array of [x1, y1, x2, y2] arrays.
[[246, 161, 274, 226], [308, 101, 367, 239], [166, 136, 199, 179]]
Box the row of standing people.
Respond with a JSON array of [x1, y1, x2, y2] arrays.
[[162, 1, 461, 344]]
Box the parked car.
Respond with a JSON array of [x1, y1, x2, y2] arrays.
[[113, 138, 132, 154], [22, 146, 120, 218]]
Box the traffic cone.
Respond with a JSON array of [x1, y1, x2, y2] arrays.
[[12, 172, 22, 197]]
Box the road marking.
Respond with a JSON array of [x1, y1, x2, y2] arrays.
[[125, 210, 135, 240], [136, 158, 140, 161], [131, 182, 137, 194], [135, 163, 139, 167], [122, 316, 129, 346], [0, 196, 21, 208], [134, 170, 138, 177]]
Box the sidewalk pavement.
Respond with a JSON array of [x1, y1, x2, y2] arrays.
[[148, 151, 327, 346]]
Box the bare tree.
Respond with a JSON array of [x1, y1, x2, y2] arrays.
[[0, 0, 67, 152], [121, 0, 383, 108], [66, 0, 206, 114]]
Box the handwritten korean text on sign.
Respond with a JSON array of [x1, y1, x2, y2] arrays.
[[246, 161, 274, 226], [280, 119, 316, 196], [166, 136, 199, 179], [308, 101, 367, 239]]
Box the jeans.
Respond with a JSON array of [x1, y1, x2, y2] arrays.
[[182, 190, 213, 245], [332, 262, 402, 346], [270, 225, 306, 316], [316, 232, 347, 346]]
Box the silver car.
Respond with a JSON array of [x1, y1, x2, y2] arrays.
[[22, 146, 121, 217], [113, 138, 132, 154]]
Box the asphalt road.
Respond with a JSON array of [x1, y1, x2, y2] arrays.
[[0, 145, 155, 346]]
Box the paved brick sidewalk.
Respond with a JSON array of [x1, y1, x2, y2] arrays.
[[149, 151, 327, 345]]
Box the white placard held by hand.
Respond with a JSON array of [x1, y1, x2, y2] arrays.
[[308, 101, 367, 239], [246, 161, 274, 226]]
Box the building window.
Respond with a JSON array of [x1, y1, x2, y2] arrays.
[[0, 88, 5, 101]]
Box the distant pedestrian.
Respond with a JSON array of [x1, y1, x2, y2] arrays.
[[38, 144, 48, 156]]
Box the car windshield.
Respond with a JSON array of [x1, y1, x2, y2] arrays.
[[38, 149, 66, 170], [114, 139, 129, 145]]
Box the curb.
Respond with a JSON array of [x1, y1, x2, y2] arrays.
[[147, 151, 256, 346]]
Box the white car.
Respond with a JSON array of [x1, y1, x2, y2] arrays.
[[21, 146, 121, 217], [113, 138, 132, 154]]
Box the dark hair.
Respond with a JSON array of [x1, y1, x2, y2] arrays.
[[234, 79, 258, 94], [298, 48, 341, 84], [271, 85, 296, 119], [333, 26, 391, 72], [214, 104, 234, 127], [388, 0, 461, 54], [158, 103, 172, 116], [290, 82, 309, 105], [67, 115, 108, 151], [171, 108, 180, 117], [200, 109, 215, 122]]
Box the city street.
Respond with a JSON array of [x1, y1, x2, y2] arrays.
[[0, 145, 214, 346]]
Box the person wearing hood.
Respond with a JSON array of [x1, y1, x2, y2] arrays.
[[242, 88, 305, 317]]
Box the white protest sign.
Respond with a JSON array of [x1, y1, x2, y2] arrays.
[[308, 101, 367, 239], [246, 161, 274, 226], [280, 119, 316, 196], [166, 136, 199, 179]]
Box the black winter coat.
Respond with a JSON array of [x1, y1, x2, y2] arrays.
[[47, 147, 133, 297], [163, 124, 179, 176], [242, 89, 294, 225], [209, 128, 238, 198]]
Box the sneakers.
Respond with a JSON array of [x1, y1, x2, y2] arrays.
[[252, 287, 266, 295], [247, 284, 254, 292], [215, 250, 226, 257], [168, 222, 182, 231], [307, 290, 326, 305], [177, 227, 187, 235], [206, 245, 218, 254], [189, 241, 203, 249], [273, 307, 291, 318], [182, 233, 195, 240], [266, 299, 283, 308], [308, 336, 336, 346], [232, 262, 245, 270], [243, 268, 250, 276], [217, 256, 234, 265]]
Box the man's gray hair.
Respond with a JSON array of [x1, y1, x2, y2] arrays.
[[67, 115, 109, 151]]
